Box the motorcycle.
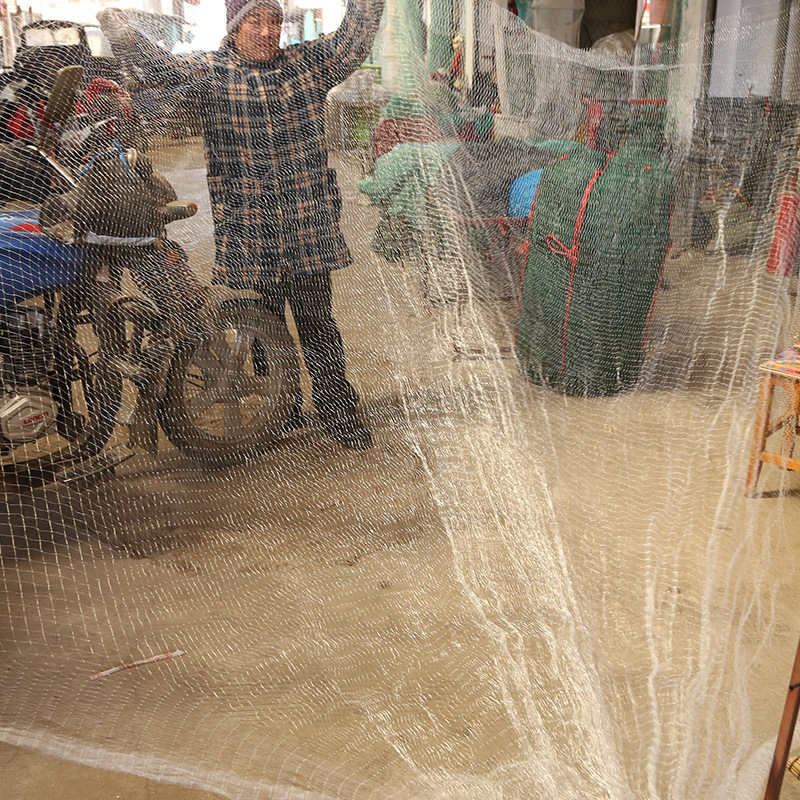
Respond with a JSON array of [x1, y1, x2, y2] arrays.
[[0, 66, 299, 485], [0, 61, 144, 209]]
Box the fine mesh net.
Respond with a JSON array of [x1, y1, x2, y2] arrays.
[[1, 2, 800, 799]]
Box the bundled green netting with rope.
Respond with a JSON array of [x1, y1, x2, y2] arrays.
[[516, 140, 673, 396]]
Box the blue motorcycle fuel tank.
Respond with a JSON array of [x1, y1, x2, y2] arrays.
[[0, 210, 83, 313]]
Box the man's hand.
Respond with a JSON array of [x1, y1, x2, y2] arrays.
[[97, 9, 135, 47]]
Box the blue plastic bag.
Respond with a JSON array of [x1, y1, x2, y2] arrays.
[[508, 169, 543, 217]]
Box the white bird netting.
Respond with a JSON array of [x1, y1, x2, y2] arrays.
[[1, 2, 800, 799]]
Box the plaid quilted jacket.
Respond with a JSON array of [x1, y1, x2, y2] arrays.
[[119, 0, 384, 285]]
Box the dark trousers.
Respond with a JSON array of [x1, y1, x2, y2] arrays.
[[256, 272, 359, 419]]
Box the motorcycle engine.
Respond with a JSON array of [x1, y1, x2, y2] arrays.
[[0, 306, 58, 445], [0, 389, 58, 444]]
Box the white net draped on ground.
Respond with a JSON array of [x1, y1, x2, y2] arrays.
[[2, 3, 800, 799]]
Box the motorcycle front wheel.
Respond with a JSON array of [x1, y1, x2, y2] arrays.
[[158, 303, 299, 468]]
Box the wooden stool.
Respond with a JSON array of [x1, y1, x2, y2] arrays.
[[746, 348, 800, 496]]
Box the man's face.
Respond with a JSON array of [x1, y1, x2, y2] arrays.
[[234, 6, 283, 62]]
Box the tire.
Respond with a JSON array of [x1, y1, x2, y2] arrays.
[[158, 304, 299, 468], [0, 288, 124, 477], [62, 342, 123, 460], [56, 285, 124, 462]]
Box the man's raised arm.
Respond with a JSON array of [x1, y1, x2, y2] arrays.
[[306, 0, 385, 91]]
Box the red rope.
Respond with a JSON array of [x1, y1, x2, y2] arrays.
[[546, 153, 613, 373]]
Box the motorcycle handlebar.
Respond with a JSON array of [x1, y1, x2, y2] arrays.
[[161, 201, 197, 224]]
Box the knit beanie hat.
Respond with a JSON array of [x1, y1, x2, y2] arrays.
[[226, 0, 283, 34]]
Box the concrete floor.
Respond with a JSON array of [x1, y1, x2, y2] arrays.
[[2, 136, 800, 799], [0, 741, 227, 799]]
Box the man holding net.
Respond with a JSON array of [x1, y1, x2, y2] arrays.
[[98, 0, 383, 451]]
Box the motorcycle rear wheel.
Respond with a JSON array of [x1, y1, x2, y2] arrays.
[[0, 290, 124, 476], [158, 303, 299, 468]]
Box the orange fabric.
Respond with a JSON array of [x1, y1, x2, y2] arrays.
[[7, 105, 36, 140]]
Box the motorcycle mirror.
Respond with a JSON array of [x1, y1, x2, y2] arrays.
[[43, 65, 85, 126]]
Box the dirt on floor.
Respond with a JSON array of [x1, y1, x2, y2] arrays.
[[1, 139, 800, 800]]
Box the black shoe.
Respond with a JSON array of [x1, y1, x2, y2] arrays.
[[321, 412, 373, 451], [281, 408, 306, 435]]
